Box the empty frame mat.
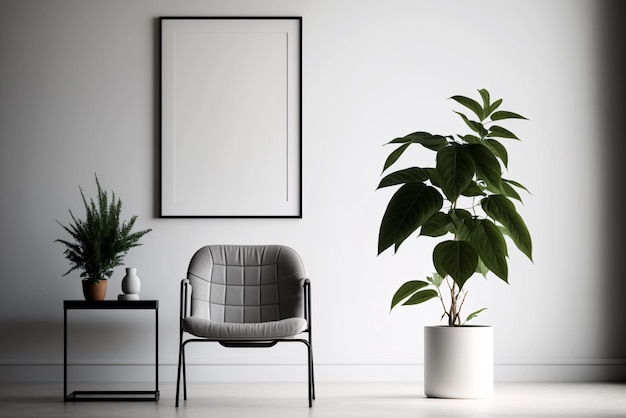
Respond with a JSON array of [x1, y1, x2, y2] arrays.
[[160, 17, 302, 217]]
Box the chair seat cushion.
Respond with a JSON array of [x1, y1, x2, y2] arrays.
[[182, 316, 307, 340]]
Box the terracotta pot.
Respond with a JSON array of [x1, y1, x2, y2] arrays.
[[82, 279, 107, 301]]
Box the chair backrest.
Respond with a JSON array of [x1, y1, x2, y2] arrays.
[[187, 245, 306, 323]]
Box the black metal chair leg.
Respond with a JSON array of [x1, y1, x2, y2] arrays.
[[307, 343, 313, 407], [175, 337, 183, 407], [182, 345, 187, 400], [310, 346, 316, 400]]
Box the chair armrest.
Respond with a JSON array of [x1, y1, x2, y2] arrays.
[[180, 278, 191, 320]]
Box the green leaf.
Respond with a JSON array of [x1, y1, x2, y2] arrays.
[[486, 98, 503, 117], [378, 183, 443, 254], [450, 95, 484, 120], [466, 143, 503, 193], [449, 208, 474, 224], [487, 125, 519, 140], [421, 212, 452, 237], [436, 144, 476, 202], [484, 139, 508, 168], [455, 112, 488, 137], [382, 143, 410, 172], [433, 240, 478, 288], [458, 134, 481, 144], [388, 131, 448, 151], [449, 209, 477, 240], [461, 181, 486, 197], [476, 257, 489, 277], [478, 89, 490, 113], [425, 168, 443, 189], [465, 307, 487, 324], [500, 181, 522, 201], [403, 289, 438, 305], [503, 178, 530, 194], [391, 280, 430, 310], [491, 110, 528, 121], [427, 272, 444, 287], [470, 219, 509, 282], [377, 167, 429, 189], [481, 195, 533, 261]]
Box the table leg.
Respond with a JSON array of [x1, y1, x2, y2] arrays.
[[63, 307, 67, 401], [155, 306, 159, 399]]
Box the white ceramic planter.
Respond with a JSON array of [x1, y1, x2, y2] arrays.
[[424, 325, 493, 399]]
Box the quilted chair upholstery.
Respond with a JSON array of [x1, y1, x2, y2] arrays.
[[176, 245, 314, 407]]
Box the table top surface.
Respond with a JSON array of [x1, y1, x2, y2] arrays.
[[64, 300, 158, 309]]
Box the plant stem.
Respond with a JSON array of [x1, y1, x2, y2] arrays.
[[457, 289, 468, 326], [449, 282, 458, 326], [436, 284, 450, 323]]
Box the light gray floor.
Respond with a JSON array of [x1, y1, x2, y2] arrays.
[[1, 382, 626, 417]]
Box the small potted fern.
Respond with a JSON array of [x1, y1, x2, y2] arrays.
[[56, 175, 152, 301], [377, 89, 532, 398]]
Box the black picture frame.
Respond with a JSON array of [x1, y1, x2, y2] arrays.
[[159, 17, 302, 218]]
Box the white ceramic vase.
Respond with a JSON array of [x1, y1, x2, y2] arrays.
[[121, 267, 141, 296], [424, 325, 493, 399]]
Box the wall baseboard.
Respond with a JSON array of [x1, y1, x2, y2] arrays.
[[2, 360, 626, 383]]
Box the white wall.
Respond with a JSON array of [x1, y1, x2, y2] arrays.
[[0, 0, 620, 383]]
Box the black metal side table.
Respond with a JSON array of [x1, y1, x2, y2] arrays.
[[63, 300, 159, 401]]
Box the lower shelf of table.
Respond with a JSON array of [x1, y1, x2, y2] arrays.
[[65, 390, 160, 402]]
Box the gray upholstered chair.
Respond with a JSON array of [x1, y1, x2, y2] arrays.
[[176, 245, 314, 407]]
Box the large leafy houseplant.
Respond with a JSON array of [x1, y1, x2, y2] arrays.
[[56, 175, 152, 284], [377, 89, 532, 326]]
